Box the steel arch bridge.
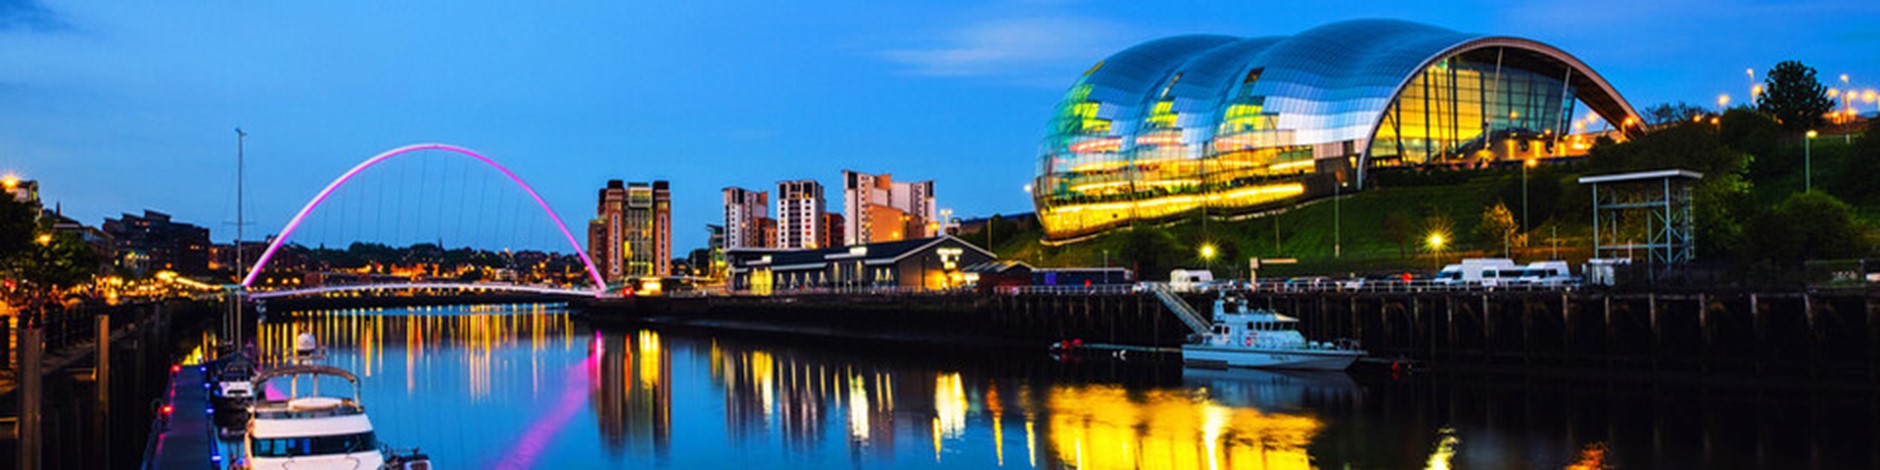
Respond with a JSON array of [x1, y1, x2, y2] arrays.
[[246, 282, 597, 300], [240, 143, 607, 298]]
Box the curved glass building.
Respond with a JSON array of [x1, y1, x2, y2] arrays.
[[1034, 19, 1643, 242]]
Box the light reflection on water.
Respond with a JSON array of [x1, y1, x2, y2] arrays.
[[263, 304, 1335, 468], [253, 303, 1880, 469]]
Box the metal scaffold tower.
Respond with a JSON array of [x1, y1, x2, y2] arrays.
[[1578, 169, 1702, 280]]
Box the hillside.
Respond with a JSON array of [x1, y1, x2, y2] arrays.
[[977, 131, 1873, 281]]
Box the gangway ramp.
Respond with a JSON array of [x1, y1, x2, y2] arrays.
[[1148, 285, 1211, 335]]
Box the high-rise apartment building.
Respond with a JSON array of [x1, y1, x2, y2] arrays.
[[842, 170, 936, 245], [775, 179, 824, 249], [588, 181, 628, 283], [819, 213, 844, 249], [590, 180, 670, 283], [722, 187, 771, 248], [624, 181, 671, 277]]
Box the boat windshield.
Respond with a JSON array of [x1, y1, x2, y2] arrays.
[[250, 431, 378, 458]]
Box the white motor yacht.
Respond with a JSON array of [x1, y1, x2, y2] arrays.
[[1182, 294, 1365, 371], [238, 365, 428, 470]]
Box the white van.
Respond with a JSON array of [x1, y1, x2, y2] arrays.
[[1433, 258, 1521, 287], [1168, 269, 1214, 292], [1517, 261, 1575, 287]]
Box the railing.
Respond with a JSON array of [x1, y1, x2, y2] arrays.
[[1145, 285, 1211, 335], [995, 284, 1136, 296], [991, 279, 1580, 296], [248, 282, 598, 299], [1240, 279, 1581, 294], [729, 286, 976, 297]]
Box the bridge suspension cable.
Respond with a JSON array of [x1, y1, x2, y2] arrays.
[[239, 143, 606, 294]]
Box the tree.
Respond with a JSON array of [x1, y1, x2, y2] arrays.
[[1381, 211, 1412, 259], [1756, 60, 1832, 132], [1644, 102, 1711, 125], [1739, 191, 1866, 270], [1718, 108, 1781, 161], [1585, 122, 1755, 256], [16, 231, 102, 292], [1118, 226, 1177, 280], [0, 196, 36, 262], [1499, 164, 1564, 227], [1833, 117, 1880, 205], [1474, 202, 1524, 257]]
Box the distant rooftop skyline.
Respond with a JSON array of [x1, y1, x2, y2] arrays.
[[2, 1, 1875, 253]]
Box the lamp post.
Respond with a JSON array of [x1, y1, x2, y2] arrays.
[[1522, 157, 1536, 234], [1333, 178, 1341, 258], [1717, 94, 1730, 113], [1426, 233, 1446, 272], [1805, 130, 1818, 192]]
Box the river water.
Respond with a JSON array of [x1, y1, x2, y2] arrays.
[[239, 303, 1879, 469]]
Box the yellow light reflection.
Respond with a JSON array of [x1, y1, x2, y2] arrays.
[[847, 374, 871, 442], [934, 372, 968, 439], [1045, 385, 1322, 470], [1425, 428, 1459, 470], [751, 351, 776, 421], [637, 330, 663, 388]]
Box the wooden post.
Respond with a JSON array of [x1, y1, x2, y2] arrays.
[[1650, 294, 1660, 370], [1868, 296, 1878, 382], [1604, 295, 1614, 368], [1561, 293, 1572, 364], [20, 320, 42, 470], [1522, 297, 1533, 364], [1481, 295, 1492, 359], [1805, 293, 1818, 377], [1698, 293, 1709, 373], [1752, 293, 1763, 374], [95, 311, 111, 468], [1446, 295, 1457, 361]]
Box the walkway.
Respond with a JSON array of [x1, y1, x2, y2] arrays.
[[142, 365, 225, 470]]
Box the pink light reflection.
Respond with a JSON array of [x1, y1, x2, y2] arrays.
[[239, 143, 607, 292], [488, 345, 597, 469]]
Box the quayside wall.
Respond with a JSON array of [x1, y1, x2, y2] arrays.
[[576, 288, 1880, 379]]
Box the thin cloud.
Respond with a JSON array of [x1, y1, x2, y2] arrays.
[[882, 16, 1126, 78], [0, 0, 68, 32]]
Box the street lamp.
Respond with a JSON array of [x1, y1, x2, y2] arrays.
[[1333, 179, 1342, 258], [1199, 243, 1217, 272], [1805, 130, 1818, 192], [36, 233, 51, 246], [1717, 93, 1730, 112], [1426, 233, 1446, 271]]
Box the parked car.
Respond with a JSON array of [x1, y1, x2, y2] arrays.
[[1282, 276, 1331, 291]]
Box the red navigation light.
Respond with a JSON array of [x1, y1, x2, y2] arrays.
[[170, 364, 180, 374], [161, 404, 173, 415]]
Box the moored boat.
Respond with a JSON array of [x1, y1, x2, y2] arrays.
[[1182, 294, 1365, 371], [235, 364, 430, 469]]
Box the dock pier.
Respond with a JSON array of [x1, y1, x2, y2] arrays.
[[578, 286, 1880, 381]]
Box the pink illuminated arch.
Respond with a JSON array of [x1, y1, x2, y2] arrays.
[[240, 143, 608, 293]]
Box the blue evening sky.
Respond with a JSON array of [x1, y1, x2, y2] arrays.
[[2, 0, 1876, 253]]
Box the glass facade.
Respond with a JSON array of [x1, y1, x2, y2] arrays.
[[1033, 20, 1638, 241]]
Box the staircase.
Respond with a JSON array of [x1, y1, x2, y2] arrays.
[[1147, 285, 1211, 335]]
